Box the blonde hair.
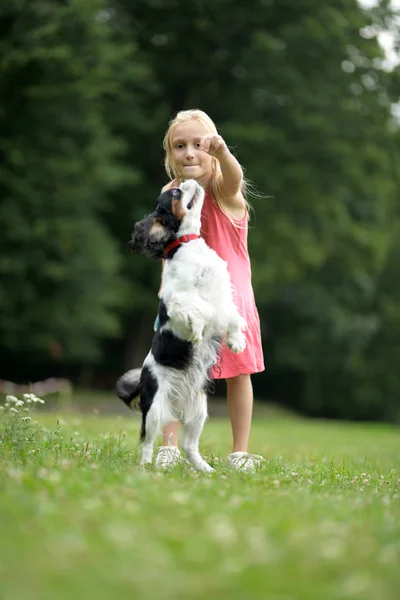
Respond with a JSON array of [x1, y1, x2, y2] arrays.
[[163, 109, 253, 223]]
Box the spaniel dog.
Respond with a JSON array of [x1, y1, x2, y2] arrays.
[[116, 179, 246, 472]]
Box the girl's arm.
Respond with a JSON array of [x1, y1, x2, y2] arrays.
[[199, 134, 245, 214]]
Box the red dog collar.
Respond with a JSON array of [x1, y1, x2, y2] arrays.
[[164, 234, 199, 258]]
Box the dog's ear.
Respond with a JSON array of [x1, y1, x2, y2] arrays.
[[128, 215, 172, 259], [128, 219, 149, 254]]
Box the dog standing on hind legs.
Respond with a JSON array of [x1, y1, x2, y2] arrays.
[[116, 179, 246, 471]]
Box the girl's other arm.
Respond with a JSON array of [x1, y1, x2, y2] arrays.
[[162, 179, 178, 192], [158, 260, 165, 298]]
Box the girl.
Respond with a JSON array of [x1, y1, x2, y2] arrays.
[[156, 109, 265, 472]]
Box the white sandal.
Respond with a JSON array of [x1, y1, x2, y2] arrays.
[[155, 445, 181, 469], [228, 452, 264, 472]]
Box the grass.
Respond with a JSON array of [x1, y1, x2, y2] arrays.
[[0, 394, 399, 600]]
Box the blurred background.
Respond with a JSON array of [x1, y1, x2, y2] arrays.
[[1, 0, 399, 422]]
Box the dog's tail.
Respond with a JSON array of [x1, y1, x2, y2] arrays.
[[116, 368, 142, 411]]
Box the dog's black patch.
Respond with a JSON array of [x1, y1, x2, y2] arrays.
[[156, 187, 182, 211], [158, 299, 169, 328], [151, 329, 193, 370], [153, 189, 182, 233], [139, 366, 158, 442]]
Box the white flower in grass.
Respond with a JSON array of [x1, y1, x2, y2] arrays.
[[23, 393, 44, 404], [21, 417, 31, 422], [9, 407, 18, 413], [14, 400, 24, 408], [0, 406, 5, 412], [6, 395, 18, 404]]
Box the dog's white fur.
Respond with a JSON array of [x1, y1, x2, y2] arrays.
[[134, 180, 246, 472]]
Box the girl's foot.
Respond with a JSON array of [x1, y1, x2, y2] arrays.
[[227, 452, 264, 472]]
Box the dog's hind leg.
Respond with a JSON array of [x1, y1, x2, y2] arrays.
[[140, 401, 160, 466], [137, 364, 159, 466], [182, 393, 214, 473]]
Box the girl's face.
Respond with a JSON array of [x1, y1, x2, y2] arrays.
[[169, 120, 213, 186]]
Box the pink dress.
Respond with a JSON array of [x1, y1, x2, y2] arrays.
[[200, 189, 265, 379]]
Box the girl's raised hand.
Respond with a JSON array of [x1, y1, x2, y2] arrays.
[[199, 134, 229, 159]]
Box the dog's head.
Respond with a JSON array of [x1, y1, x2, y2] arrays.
[[129, 179, 204, 259]]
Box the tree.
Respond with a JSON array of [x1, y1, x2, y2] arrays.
[[0, 0, 143, 367]]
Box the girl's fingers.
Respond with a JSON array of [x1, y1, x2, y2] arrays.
[[200, 134, 227, 156], [200, 134, 215, 153], [212, 139, 222, 153]]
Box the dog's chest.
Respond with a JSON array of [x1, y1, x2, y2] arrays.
[[164, 249, 219, 291]]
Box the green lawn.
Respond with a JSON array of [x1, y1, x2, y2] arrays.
[[0, 395, 399, 600]]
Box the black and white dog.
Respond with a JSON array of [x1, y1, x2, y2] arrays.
[[116, 180, 246, 472]]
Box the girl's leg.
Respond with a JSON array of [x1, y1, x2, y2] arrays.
[[162, 421, 180, 447], [226, 374, 253, 452], [155, 421, 181, 469]]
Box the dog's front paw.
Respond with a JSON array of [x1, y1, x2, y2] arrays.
[[227, 331, 246, 354], [239, 316, 248, 332], [191, 458, 215, 473], [198, 462, 215, 473]]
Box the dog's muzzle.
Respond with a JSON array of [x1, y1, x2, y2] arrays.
[[181, 180, 200, 209]]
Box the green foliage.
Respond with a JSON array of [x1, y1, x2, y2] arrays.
[[0, 0, 140, 361]]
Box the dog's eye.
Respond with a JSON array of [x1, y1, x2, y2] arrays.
[[171, 189, 180, 198]]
